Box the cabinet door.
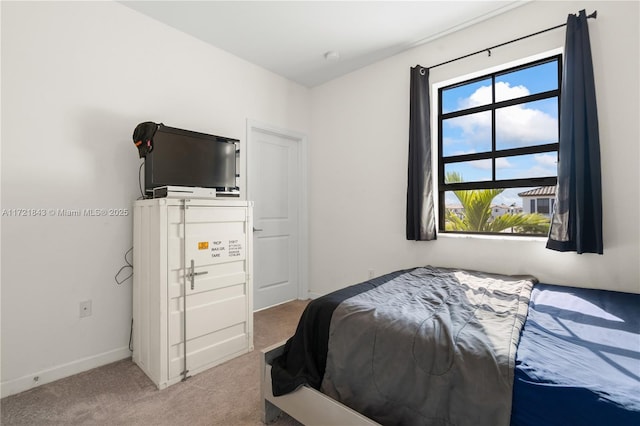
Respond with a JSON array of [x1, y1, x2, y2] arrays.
[[167, 204, 251, 380], [184, 205, 248, 294]]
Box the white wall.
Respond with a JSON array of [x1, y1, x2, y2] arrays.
[[0, 1, 309, 397], [308, 1, 639, 296]]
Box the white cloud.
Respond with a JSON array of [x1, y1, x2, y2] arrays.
[[460, 82, 530, 109], [447, 111, 491, 135], [496, 157, 513, 169], [477, 157, 514, 171], [496, 106, 557, 146], [517, 154, 557, 178], [534, 153, 558, 167], [460, 85, 493, 108], [449, 82, 557, 149], [494, 153, 557, 180], [496, 83, 530, 102], [471, 159, 492, 170]]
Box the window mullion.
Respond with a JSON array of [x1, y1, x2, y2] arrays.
[[437, 86, 446, 232], [491, 74, 496, 182]]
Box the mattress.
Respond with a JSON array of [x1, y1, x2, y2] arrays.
[[511, 284, 640, 425]]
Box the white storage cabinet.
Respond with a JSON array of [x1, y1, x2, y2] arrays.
[[132, 198, 253, 389]]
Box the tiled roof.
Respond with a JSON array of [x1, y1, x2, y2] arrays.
[[518, 186, 556, 197]]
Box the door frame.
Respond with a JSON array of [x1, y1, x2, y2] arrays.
[[246, 119, 309, 307]]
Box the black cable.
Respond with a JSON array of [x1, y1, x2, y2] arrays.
[[114, 247, 133, 285], [114, 250, 134, 351], [129, 318, 134, 352], [138, 160, 146, 200], [130, 159, 145, 351]]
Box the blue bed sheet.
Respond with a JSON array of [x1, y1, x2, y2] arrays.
[[511, 284, 640, 425]]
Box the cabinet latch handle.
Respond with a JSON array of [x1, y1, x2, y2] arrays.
[[187, 259, 208, 290]]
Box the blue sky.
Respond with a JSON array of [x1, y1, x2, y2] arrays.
[[441, 60, 558, 207]]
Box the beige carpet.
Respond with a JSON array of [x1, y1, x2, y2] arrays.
[[1, 300, 309, 426]]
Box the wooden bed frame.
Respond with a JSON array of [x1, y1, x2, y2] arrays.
[[261, 341, 380, 426]]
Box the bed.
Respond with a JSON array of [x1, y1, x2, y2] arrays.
[[261, 266, 640, 426]]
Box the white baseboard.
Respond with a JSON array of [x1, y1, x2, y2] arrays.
[[1, 346, 131, 398], [307, 292, 322, 299]]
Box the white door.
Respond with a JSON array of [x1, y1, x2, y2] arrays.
[[249, 125, 302, 310]]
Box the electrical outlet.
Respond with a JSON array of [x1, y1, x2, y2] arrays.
[[79, 300, 92, 318], [368, 270, 375, 279]]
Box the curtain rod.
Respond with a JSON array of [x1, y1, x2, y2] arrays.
[[427, 10, 597, 71]]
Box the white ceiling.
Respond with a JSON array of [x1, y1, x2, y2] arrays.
[[122, 1, 528, 87]]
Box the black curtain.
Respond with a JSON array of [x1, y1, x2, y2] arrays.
[[406, 66, 436, 241], [547, 10, 603, 254]]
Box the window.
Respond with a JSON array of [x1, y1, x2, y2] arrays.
[[536, 198, 550, 214], [438, 55, 560, 236]]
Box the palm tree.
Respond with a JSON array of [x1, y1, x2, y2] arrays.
[[445, 172, 550, 234]]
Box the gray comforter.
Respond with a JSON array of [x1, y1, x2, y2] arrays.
[[320, 266, 535, 426]]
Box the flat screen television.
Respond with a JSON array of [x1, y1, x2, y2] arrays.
[[144, 124, 238, 196]]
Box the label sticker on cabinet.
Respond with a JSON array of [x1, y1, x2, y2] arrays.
[[198, 241, 209, 250], [207, 237, 245, 260]]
